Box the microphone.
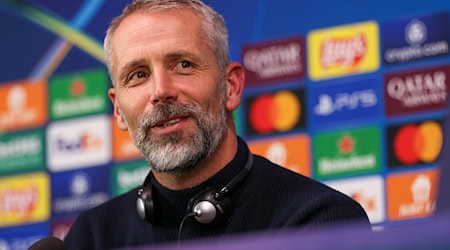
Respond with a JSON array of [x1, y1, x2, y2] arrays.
[[28, 236, 67, 250]]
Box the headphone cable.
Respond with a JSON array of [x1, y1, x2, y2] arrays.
[[177, 212, 197, 248]]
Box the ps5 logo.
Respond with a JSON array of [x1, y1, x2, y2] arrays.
[[314, 89, 377, 116]]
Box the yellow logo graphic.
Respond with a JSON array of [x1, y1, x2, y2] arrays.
[[307, 21, 379, 81], [0, 172, 50, 227]]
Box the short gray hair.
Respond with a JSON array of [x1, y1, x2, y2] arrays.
[[103, 0, 230, 85]]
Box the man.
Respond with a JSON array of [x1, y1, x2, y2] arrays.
[[64, 0, 371, 249]]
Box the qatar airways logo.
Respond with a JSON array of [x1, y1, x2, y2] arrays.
[[384, 65, 450, 117], [242, 36, 305, 86], [320, 34, 367, 68], [47, 115, 111, 172]]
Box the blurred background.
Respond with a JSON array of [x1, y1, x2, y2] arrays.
[[0, 0, 449, 249]]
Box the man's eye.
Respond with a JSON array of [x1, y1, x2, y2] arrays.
[[179, 60, 193, 68], [131, 71, 149, 79], [125, 71, 149, 86]]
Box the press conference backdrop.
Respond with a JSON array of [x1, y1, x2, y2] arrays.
[[1, 0, 450, 248]]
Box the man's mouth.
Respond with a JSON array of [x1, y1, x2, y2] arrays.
[[152, 116, 188, 128]]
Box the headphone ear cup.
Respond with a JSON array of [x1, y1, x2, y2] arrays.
[[136, 185, 158, 224], [187, 188, 232, 226]]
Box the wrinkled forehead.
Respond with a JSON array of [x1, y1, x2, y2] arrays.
[[109, 9, 215, 79]]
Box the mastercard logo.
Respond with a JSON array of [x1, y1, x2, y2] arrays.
[[245, 89, 305, 135], [392, 121, 443, 165]]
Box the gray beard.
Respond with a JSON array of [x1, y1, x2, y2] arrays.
[[129, 101, 227, 175]]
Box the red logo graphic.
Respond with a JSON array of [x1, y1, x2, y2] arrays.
[[70, 79, 86, 97], [388, 120, 443, 167], [320, 33, 367, 69], [245, 88, 306, 136], [339, 134, 355, 154]]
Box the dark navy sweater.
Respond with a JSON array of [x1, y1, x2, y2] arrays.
[[64, 138, 370, 249]]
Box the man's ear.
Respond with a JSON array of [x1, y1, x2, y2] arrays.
[[108, 87, 128, 131], [225, 62, 245, 112]]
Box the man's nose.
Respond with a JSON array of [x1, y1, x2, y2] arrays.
[[150, 70, 178, 105]]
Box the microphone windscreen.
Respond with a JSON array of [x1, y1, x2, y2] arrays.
[[28, 236, 68, 250]]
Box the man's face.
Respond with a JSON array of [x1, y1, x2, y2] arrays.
[[108, 9, 228, 174]]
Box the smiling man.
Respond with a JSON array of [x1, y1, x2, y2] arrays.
[[63, 1, 371, 249]]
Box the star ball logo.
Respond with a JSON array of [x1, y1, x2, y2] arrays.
[[244, 88, 306, 136], [386, 119, 443, 167]]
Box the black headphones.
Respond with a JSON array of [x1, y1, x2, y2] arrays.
[[136, 151, 254, 227]]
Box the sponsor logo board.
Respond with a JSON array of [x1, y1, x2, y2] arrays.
[[325, 175, 385, 224], [307, 21, 379, 81], [248, 134, 311, 176], [311, 78, 380, 128], [0, 128, 45, 175], [386, 119, 443, 167], [313, 126, 381, 179], [383, 12, 450, 64], [51, 167, 109, 216], [0, 223, 49, 250], [111, 116, 142, 162], [244, 88, 306, 136], [0, 172, 50, 227], [0, 80, 47, 132], [241, 36, 305, 86], [386, 168, 439, 220], [111, 160, 149, 196], [384, 65, 450, 117], [49, 68, 110, 120], [46, 115, 111, 171]]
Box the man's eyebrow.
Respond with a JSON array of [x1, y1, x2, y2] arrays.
[[118, 58, 147, 82], [165, 50, 203, 63]]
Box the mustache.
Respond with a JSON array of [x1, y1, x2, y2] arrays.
[[139, 102, 200, 129]]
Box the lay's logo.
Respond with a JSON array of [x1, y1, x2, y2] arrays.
[[307, 21, 379, 81], [2, 187, 38, 215], [320, 33, 366, 69], [0, 172, 50, 227]]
